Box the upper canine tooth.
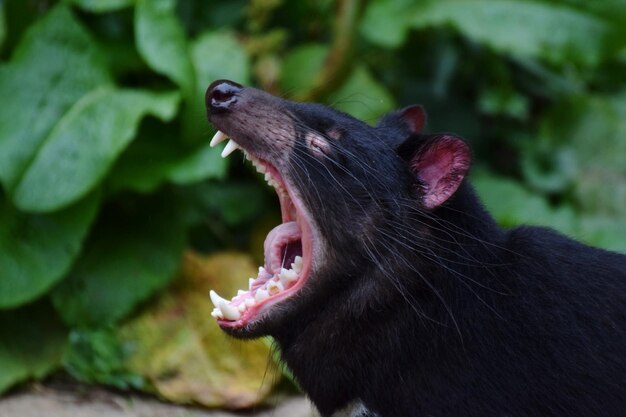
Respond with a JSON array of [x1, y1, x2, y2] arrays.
[[221, 139, 239, 158], [210, 130, 228, 147], [219, 300, 241, 321], [209, 290, 229, 309]]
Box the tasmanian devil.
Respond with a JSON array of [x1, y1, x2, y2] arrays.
[[204, 80, 626, 417]]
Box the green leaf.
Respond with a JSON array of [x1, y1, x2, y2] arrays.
[[280, 43, 328, 97], [411, 0, 614, 66], [70, 0, 135, 12], [578, 215, 626, 254], [108, 131, 227, 194], [472, 173, 577, 235], [521, 145, 578, 193], [540, 93, 626, 215], [196, 182, 271, 227], [51, 195, 187, 327], [63, 327, 145, 390], [557, 0, 626, 24], [12, 88, 180, 213], [478, 87, 529, 120], [0, 192, 100, 309], [0, 5, 112, 193], [0, 2, 6, 52], [118, 252, 280, 408], [184, 30, 250, 142], [360, 0, 419, 48], [190, 31, 250, 92], [328, 66, 395, 123], [135, 0, 194, 95], [0, 301, 67, 394]]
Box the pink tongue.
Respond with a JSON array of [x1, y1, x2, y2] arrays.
[[264, 221, 301, 273]]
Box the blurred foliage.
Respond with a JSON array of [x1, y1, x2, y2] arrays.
[[119, 252, 278, 408], [0, 0, 625, 406]]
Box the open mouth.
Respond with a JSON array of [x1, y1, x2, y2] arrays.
[[207, 131, 315, 329]]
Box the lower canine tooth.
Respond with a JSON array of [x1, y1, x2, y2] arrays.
[[211, 308, 223, 319], [219, 300, 241, 321]]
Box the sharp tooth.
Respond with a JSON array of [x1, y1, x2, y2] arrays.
[[238, 303, 247, 313], [293, 256, 303, 272], [221, 139, 239, 158], [211, 307, 223, 319], [249, 278, 255, 289], [219, 300, 241, 321], [210, 130, 228, 147], [245, 298, 256, 307], [209, 290, 229, 309], [255, 289, 269, 302], [237, 290, 247, 296], [279, 268, 298, 285], [267, 280, 284, 295], [259, 266, 266, 274]]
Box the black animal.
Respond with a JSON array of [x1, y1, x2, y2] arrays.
[[205, 80, 626, 417]]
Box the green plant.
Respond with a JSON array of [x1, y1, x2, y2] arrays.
[[0, 0, 624, 402]]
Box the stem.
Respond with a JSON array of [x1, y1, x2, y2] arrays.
[[298, 0, 361, 102]]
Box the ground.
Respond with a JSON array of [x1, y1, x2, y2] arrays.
[[0, 381, 314, 417]]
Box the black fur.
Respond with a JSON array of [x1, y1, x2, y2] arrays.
[[206, 83, 626, 417]]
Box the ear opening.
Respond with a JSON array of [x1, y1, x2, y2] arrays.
[[405, 135, 471, 209]]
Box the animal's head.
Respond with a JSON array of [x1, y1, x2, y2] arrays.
[[205, 80, 470, 338]]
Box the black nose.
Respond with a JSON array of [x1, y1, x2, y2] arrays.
[[206, 80, 243, 114]]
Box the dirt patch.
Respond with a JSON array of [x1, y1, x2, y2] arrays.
[[0, 382, 314, 417]]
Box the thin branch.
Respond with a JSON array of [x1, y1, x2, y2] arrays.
[[298, 0, 361, 102]]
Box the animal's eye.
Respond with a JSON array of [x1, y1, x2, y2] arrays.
[[305, 131, 331, 157], [326, 127, 342, 141]]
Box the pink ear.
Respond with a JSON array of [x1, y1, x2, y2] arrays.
[[400, 105, 427, 134], [409, 135, 470, 209]]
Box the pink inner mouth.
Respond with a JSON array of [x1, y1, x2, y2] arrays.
[[209, 145, 315, 329]]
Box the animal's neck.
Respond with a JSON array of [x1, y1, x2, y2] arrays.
[[273, 183, 507, 416]]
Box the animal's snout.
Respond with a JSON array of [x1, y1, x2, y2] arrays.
[[206, 79, 243, 114]]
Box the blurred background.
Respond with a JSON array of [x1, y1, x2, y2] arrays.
[[1, 0, 625, 414]]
